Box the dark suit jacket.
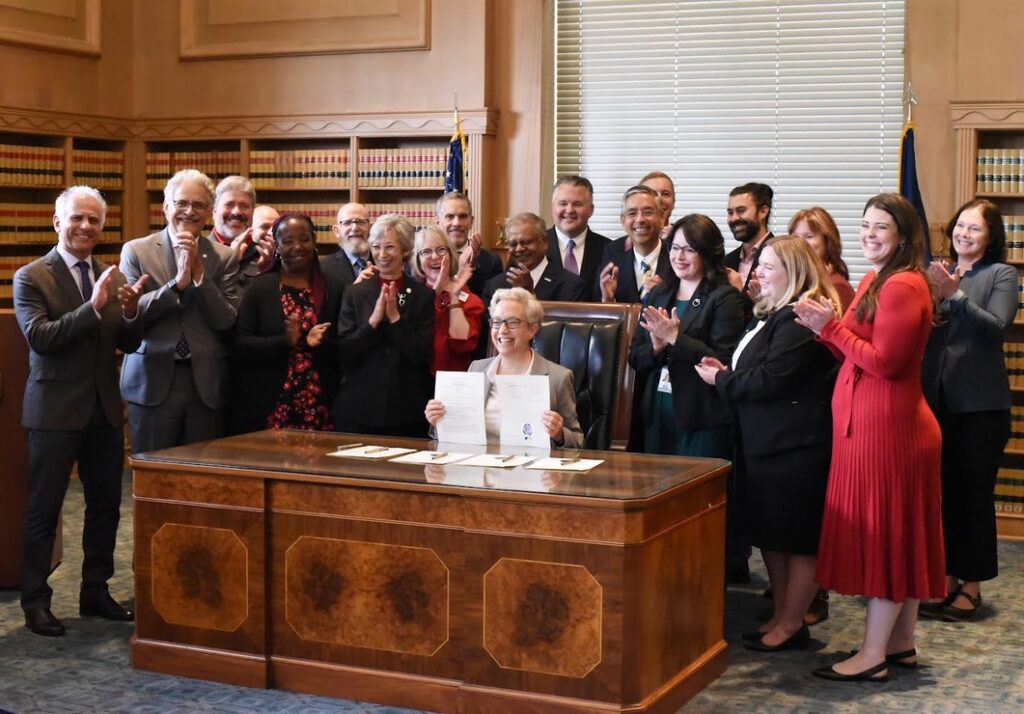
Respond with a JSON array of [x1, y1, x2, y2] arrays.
[[14, 248, 140, 430], [594, 236, 672, 304], [228, 272, 342, 434], [725, 233, 774, 314], [481, 260, 588, 310], [628, 276, 746, 430], [546, 227, 610, 299], [714, 306, 837, 457], [922, 260, 1018, 413], [469, 248, 504, 302], [333, 277, 435, 430], [320, 249, 365, 295]]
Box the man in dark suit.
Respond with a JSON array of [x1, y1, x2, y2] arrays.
[[436, 191, 503, 301], [482, 212, 587, 309], [120, 169, 240, 453], [546, 175, 609, 299], [725, 182, 774, 295], [321, 201, 373, 293], [596, 185, 671, 304], [14, 186, 146, 636]]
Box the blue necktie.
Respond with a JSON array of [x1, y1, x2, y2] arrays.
[[354, 257, 367, 272], [640, 260, 651, 298], [76, 261, 93, 301]]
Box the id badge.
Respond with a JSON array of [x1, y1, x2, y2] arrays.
[[657, 366, 673, 395]]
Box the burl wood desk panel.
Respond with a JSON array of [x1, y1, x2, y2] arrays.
[[131, 430, 729, 714]]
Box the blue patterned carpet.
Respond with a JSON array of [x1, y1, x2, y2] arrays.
[[0, 477, 1021, 713]]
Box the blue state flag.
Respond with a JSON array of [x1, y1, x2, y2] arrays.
[[899, 123, 933, 264], [444, 115, 467, 193]]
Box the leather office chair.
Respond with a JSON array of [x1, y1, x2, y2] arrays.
[[532, 301, 641, 450]]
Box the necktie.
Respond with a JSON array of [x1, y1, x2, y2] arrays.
[[564, 239, 579, 274], [354, 257, 367, 272], [175, 332, 191, 360], [76, 261, 93, 301], [639, 260, 651, 297]]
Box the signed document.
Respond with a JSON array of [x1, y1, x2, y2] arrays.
[[434, 371, 487, 445], [496, 374, 550, 448]]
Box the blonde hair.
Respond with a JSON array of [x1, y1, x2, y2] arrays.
[[489, 287, 544, 325], [753, 235, 841, 319], [410, 225, 457, 282]]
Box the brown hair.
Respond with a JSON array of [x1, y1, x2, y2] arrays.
[[946, 198, 1007, 265], [788, 206, 850, 279]]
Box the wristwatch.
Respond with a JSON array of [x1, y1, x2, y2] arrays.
[[436, 291, 451, 310]]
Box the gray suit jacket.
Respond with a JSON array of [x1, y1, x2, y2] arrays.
[[119, 229, 239, 409], [922, 261, 1018, 413], [14, 248, 140, 430], [468, 352, 585, 449]]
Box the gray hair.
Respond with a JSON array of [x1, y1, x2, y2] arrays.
[[163, 169, 215, 208], [620, 184, 664, 215], [214, 175, 256, 205], [551, 175, 594, 201], [435, 191, 473, 217], [411, 225, 457, 282], [55, 185, 107, 223], [490, 286, 544, 325], [504, 212, 547, 240], [369, 213, 416, 257]]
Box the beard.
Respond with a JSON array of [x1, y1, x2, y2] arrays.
[[729, 219, 760, 244]]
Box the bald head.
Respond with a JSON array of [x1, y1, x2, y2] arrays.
[[251, 205, 280, 246], [333, 202, 371, 258]]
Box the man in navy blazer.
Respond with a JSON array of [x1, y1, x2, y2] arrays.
[[436, 191, 504, 300], [120, 169, 239, 454], [14, 186, 145, 635], [321, 201, 374, 293], [596, 185, 671, 304], [482, 212, 587, 309], [546, 175, 609, 299]]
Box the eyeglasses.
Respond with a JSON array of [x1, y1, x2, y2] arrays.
[[669, 244, 698, 255], [172, 199, 210, 212], [491, 317, 526, 330], [339, 218, 370, 227], [417, 247, 450, 259]]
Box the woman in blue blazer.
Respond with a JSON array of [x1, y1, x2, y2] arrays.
[[920, 199, 1017, 621]]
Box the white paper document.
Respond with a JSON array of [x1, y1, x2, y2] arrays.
[[526, 457, 604, 472], [327, 445, 415, 460], [496, 374, 550, 448], [433, 371, 487, 445], [389, 450, 474, 465], [456, 453, 536, 468]]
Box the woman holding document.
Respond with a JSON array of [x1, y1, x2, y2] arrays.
[[424, 287, 584, 448]]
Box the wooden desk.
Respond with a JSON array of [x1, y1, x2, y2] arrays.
[[131, 430, 729, 713]]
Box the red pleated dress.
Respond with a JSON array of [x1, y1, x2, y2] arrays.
[[815, 270, 945, 602]]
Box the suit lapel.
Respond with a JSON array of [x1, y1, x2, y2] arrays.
[[46, 248, 87, 307], [535, 263, 558, 300], [675, 282, 709, 336]]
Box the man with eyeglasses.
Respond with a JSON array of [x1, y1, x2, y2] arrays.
[[596, 185, 672, 304], [481, 212, 587, 310], [322, 202, 375, 293], [120, 169, 240, 453], [435, 191, 503, 299]]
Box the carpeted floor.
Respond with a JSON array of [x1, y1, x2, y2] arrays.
[[1, 477, 1022, 713]]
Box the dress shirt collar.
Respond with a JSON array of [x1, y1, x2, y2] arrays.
[[633, 239, 662, 272], [529, 256, 549, 290], [554, 225, 589, 250]]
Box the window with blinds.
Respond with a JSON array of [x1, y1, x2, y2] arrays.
[[555, 0, 906, 283]]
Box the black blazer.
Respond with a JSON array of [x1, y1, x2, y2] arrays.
[[228, 272, 341, 434], [332, 277, 435, 430], [725, 233, 773, 317], [320, 250, 364, 295], [469, 248, 505, 303], [546, 227, 610, 298], [481, 259, 588, 308], [594, 236, 672, 304], [628, 276, 746, 430], [714, 306, 837, 458]]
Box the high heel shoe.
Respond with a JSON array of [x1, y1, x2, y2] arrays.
[[745, 624, 810, 652], [811, 660, 889, 682]]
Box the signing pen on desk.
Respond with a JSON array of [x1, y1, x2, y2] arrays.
[[430, 452, 448, 460], [560, 457, 581, 465], [363, 446, 389, 454], [335, 443, 363, 451], [496, 454, 516, 463]]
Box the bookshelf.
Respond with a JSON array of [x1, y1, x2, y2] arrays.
[[953, 101, 1024, 538]]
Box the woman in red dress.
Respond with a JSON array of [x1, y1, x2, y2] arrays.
[[794, 193, 943, 682], [789, 206, 856, 313]]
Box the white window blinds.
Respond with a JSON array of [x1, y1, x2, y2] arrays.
[[555, 0, 906, 282]]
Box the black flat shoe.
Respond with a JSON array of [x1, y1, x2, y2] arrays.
[[745, 624, 810, 652], [80, 591, 134, 621], [919, 588, 959, 620], [850, 647, 917, 669], [24, 608, 65, 637], [943, 591, 981, 622], [811, 660, 889, 682], [742, 629, 768, 642]]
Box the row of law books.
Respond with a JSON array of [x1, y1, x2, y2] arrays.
[[72, 149, 124, 190], [145, 152, 241, 189], [1016, 275, 1024, 324], [1009, 405, 1024, 452], [357, 148, 460, 188], [995, 468, 1024, 515], [0, 202, 122, 244], [0, 245, 122, 299], [1003, 342, 1024, 388], [977, 149, 1024, 194], [0, 144, 64, 187], [1001, 216, 1024, 262], [250, 150, 350, 188]]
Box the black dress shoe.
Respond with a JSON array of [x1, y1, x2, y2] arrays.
[[80, 592, 134, 621], [745, 624, 810, 652], [25, 608, 65, 637], [811, 660, 889, 683], [742, 629, 768, 642], [850, 647, 917, 669]]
